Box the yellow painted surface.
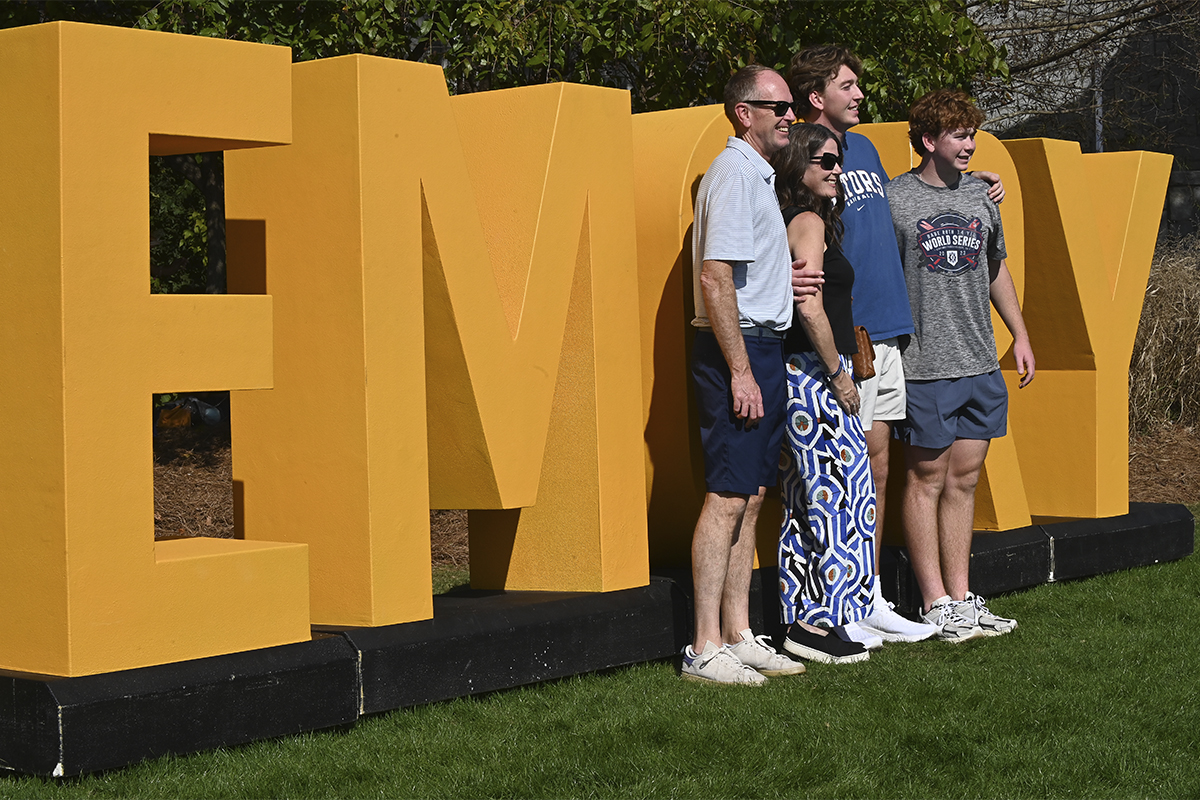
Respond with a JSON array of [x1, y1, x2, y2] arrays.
[[440, 81, 648, 593], [225, 56, 433, 627], [1002, 139, 1171, 518], [0, 21, 1172, 673], [632, 104, 731, 567], [228, 57, 647, 609], [0, 22, 308, 677]]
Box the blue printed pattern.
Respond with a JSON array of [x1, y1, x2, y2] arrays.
[[778, 352, 878, 626]]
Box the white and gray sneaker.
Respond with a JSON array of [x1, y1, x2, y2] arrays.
[[921, 595, 985, 643], [833, 621, 884, 650], [727, 629, 807, 676], [680, 640, 767, 685], [957, 592, 1018, 636], [857, 587, 941, 643]]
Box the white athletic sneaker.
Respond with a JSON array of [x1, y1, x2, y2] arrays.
[[921, 595, 985, 643], [957, 592, 1018, 637], [680, 641, 767, 685], [857, 589, 941, 643], [834, 621, 884, 650], [727, 629, 806, 676]]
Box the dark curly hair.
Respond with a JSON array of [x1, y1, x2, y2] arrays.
[[772, 123, 845, 246]]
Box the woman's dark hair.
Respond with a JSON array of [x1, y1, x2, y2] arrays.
[[772, 122, 845, 246]]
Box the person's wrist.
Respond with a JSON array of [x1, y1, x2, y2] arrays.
[[825, 362, 843, 380]]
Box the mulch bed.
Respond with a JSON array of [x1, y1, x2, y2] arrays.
[[1128, 423, 1200, 505], [153, 425, 237, 539], [154, 421, 1200, 567], [153, 423, 470, 566]]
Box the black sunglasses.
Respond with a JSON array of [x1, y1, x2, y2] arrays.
[[744, 99, 795, 117], [809, 153, 843, 170]]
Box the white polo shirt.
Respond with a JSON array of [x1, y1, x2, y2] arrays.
[[691, 136, 793, 332]]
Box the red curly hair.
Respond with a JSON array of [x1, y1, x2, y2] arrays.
[[908, 89, 986, 156]]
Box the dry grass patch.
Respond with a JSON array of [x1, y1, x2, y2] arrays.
[[1130, 232, 1200, 435]]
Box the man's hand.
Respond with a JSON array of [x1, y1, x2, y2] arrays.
[[792, 257, 824, 303], [730, 367, 764, 426], [1014, 338, 1036, 388], [974, 170, 1005, 204]]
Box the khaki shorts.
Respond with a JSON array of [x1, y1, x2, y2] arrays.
[[857, 337, 906, 428]]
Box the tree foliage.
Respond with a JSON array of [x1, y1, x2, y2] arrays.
[[6, 0, 1007, 119], [2, 0, 1008, 293], [149, 156, 209, 294]]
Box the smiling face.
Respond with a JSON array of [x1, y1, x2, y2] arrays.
[[802, 138, 843, 199], [809, 64, 863, 134], [741, 71, 796, 158], [927, 127, 977, 172]]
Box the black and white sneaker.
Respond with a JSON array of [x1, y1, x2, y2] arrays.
[[783, 624, 870, 664]]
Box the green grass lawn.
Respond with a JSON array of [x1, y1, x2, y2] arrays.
[[4, 531, 1199, 799]]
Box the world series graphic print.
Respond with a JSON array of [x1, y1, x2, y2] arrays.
[[916, 212, 984, 275]]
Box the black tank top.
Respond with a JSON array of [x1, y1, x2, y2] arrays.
[[780, 206, 857, 356]]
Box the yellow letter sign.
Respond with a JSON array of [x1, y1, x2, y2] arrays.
[[0, 22, 309, 677], [226, 56, 648, 628]]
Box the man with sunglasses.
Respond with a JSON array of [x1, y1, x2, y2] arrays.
[[786, 45, 1005, 646], [682, 64, 810, 685]]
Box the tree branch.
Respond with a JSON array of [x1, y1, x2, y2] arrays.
[[1006, 7, 1171, 72]]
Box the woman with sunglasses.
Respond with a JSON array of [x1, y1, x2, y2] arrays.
[[770, 123, 874, 664]]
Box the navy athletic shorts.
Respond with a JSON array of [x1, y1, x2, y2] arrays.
[[691, 329, 787, 495], [894, 369, 1008, 450]]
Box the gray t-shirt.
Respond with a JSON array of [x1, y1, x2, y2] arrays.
[[887, 171, 1006, 380], [691, 137, 793, 332]]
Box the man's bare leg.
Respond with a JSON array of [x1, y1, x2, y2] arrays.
[[864, 420, 892, 575], [937, 438, 990, 601], [901, 443, 952, 611], [720, 486, 766, 644], [691, 490, 750, 651]]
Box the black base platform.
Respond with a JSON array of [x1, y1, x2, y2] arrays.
[[0, 503, 1191, 777]]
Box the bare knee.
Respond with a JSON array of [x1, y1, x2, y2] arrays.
[[698, 491, 752, 534], [944, 467, 981, 498]]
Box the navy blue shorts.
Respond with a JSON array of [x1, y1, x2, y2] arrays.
[[894, 370, 1008, 450], [692, 329, 787, 495]]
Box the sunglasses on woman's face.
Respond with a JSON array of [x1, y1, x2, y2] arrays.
[[744, 100, 796, 117], [809, 153, 843, 170]]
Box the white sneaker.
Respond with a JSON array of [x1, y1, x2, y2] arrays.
[[727, 629, 806, 676], [680, 641, 767, 685], [958, 592, 1018, 637], [834, 621, 884, 650], [858, 590, 941, 643], [921, 595, 985, 643]]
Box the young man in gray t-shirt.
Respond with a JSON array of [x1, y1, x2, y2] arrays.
[[887, 89, 1035, 642]]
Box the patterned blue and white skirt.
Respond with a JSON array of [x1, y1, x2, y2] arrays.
[[778, 351, 877, 626]]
